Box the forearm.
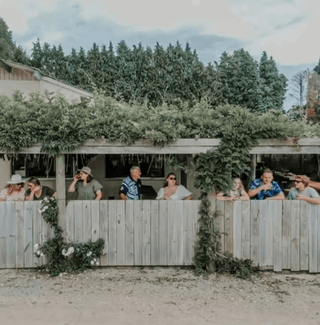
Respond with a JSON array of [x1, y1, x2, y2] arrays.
[[267, 193, 284, 200], [302, 196, 320, 204], [248, 187, 263, 198], [25, 191, 34, 201], [68, 180, 77, 193], [95, 190, 102, 200], [119, 193, 127, 200]]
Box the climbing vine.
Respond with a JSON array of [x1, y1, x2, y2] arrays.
[[34, 197, 104, 276]]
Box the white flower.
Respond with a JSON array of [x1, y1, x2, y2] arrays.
[[94, 258, 97, 262], [87, 251, 92, 257], [36, 250, 41, 257], [38, 208, 42, 214], [43, 197, 49, 202], [34, 243, 39, 250], [50, 197, 55, 201], [96, 262, 99, 266], [62, 249, 67, 256], [90, 260, 94, 265], [67, 247, 74, 255], [43, 206, 49, 211], [40, 253, 44, 257]]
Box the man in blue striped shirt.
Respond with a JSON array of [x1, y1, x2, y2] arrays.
[[119, 166, 142, 200]]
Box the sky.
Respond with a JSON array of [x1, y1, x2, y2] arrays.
[[1, 0, 320, 110]]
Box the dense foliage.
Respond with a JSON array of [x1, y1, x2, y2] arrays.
[[35, 197, 104, 276]]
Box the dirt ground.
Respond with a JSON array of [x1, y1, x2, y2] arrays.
[[0, 267, 320, 325]]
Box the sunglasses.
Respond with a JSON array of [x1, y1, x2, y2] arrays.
[[169, 177, 176, 180], [294, 180, 302, 184]]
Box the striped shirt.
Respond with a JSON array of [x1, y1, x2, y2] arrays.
[[119, 176, 141, 200]]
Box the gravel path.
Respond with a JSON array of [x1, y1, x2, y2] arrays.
[[0, 268, 320, 325]]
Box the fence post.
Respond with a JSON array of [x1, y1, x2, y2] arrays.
[[250, 154, 257, 181], [56, 154, 66, 238]]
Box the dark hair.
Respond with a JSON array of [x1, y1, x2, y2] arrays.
[[79, 173, 93, 183], [28, 177, 41, 186], [164, 173, 178, 187]]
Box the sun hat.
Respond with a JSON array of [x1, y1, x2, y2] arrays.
[[78, 166, 92, 176], [7, 174, 26, 184]]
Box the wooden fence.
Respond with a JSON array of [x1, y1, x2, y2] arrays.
[[1, 200, 320, 273]]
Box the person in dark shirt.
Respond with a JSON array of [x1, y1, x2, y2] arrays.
[[119, 166, 142, 200], [25, 177, 56, 201]]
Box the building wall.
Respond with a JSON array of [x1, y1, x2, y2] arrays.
[[0, 80, 40, 97]]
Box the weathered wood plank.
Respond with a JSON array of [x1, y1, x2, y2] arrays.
[[99, 201, 109, 266], [250, 201, 260, 266], [233, 201, 242, 259], [33, 202, 42, 267], [66, 202, 75, 243], [224, 201, 233, 255], [24, 202, 34, 268], [273, 201, 283, 272], [259, 201, 268, 268], [15, 202, 24, 268], [125, 200, 134, 266], [91, 201, 100, 242], [159, 201, 168, 265], [116, 200, 126, 265], [309, 204, 318, 273], [6, 202, 16, 268], [108, 201, 117, 266], [0, 202, 7, 268], [291, 200, 300, 271], [216, 200, 225, 253], [241, 200, 251, 260], [300, 201, 309, 271], [318, 205, 320, 273], [82, 201, 92, 242], [133, 201, 143, 265], [183, 201, 194, 265], [150, 201, 159, 266], [74, 201, 83, 243], [282, 201, 292, 269], [142, 200, 151, 266]]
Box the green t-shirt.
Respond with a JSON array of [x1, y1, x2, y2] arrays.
[[287, 187, 319, 200], [75, 179, 102, 200]]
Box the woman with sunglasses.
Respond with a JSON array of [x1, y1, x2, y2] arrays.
[[156, 173, 192, 200], [0, 174, 26, 201], [287, 175, 320, 204]]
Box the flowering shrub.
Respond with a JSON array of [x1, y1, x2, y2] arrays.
[[35, 198, 105, 276]]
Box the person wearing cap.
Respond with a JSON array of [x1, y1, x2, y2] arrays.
[[248, 168, 284, 200], [25, 177, 56, 201], [0, 174, 26, 201], [287, 175, 320, 204], [68, 167, 103, 200], [119, 166, 142, 200]]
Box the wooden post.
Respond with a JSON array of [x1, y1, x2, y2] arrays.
[[56, 154, 66, 238], [251, 154, 257, 181]]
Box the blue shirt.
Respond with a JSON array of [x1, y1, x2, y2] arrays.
[[119, 176, 141, 200], [249, 179, 283, 200]]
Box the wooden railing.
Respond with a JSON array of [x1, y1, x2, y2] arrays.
[[1, 200, 320, 273]]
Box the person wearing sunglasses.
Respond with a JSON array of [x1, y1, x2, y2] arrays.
[[287, 175, 320, 204], [156, 173, 192, 200]]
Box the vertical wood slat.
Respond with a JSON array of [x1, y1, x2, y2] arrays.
[[233, 201, 242, 259], [74, 201, 83, 243], [241, 200, 251, 260], [250, 201, 260, 266], [7, 202, 16, 268], [108, 201, 117, 266], [183, 201, 195, 265], [300, 201, 309, 271], [66, 201, 75, 243], [24, 201, 34, 268], [273, 201, 283, 272], [309, 204, 318, 273], [150, 201, 159, 265], [216, 200, 225, 253], [125, 200, 134, 266], [168, 201, 183, 265], [224, 201, 233, 255], [99, 201, 109, 266], [291, 200, 300, 271], [282, 201, 292, 269], [16, 202, 24, 268], [142, 200, 151, 265], [91, 201, 100, 242], [0, 202, 7, 268], [82, 201, 92, 242], [116, 200, 126, 265], [33, 202, 42, 267], [159, 201, 168, 265], [133, 200, 142, 265], [318, 205, 320, 273]]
